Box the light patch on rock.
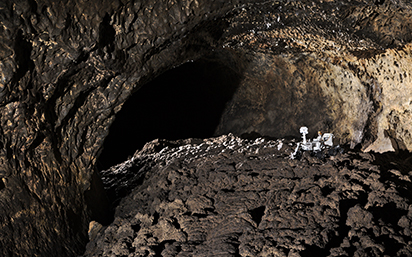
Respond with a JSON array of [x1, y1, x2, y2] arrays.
[[361, 45, 412, 152]]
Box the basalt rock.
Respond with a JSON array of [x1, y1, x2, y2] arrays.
[[84, 135, 412, 256], [1, 0, 412, 256]]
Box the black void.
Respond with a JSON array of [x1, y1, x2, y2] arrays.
[[97, 57, 241, 170]]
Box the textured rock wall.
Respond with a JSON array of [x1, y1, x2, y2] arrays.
[[215, 45, 412, 152], [1, 0, 412, 256], [0, 0, 246, 255], [214, 51, 373, 146], [361, 48, 412, 152], [214, 1, 412, 152]]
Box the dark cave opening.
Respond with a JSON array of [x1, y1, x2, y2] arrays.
[[97, 56, 242, 170]]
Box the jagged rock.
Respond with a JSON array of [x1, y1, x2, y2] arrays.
[[1, 0, 412, 256], [84, 135, 412, 256]]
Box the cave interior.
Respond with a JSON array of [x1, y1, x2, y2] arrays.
[[97, 55, 242, 170]]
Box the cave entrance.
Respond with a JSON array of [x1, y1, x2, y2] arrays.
[[97, 55, 242, 170]]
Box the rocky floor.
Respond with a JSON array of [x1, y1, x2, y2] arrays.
[[84, 134, 412, 257]]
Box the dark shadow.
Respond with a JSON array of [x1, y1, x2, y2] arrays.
[[368, 202, 407, 226], [0, 179, 5, 190], [12, 30, 34, 84], [371, 150, 412, 200], [98, 13, 115, 48], [372, 150, 412, 174], [97, 54, 242, 170], [84, 169, 113, 225], [248, 206, 265, 227]]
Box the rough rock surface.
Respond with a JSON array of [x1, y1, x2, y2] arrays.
[[85, 135, 412, 256], [2, 0, 412, 256], [0, 1, 249, 255], [214, 1, 412, 152]]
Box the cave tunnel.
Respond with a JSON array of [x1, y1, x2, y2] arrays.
[[97, 55, 242, 170]]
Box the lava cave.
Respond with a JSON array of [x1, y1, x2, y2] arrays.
[[3, 0, 412, 256]]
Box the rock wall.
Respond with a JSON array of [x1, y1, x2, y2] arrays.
[[1, 0, 412, 255], [215, 45, 412, 152], [214, 1, 412, 152], [0, 0, 246, 255]]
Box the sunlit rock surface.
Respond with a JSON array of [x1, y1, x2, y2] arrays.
[[1, 0, 412, 255], [85, 135, 412, 256]]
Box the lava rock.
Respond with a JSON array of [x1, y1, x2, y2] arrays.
[[84, 135, 412, 256]]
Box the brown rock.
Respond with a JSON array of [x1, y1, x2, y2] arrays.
[[85, 135, 412, 256]]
